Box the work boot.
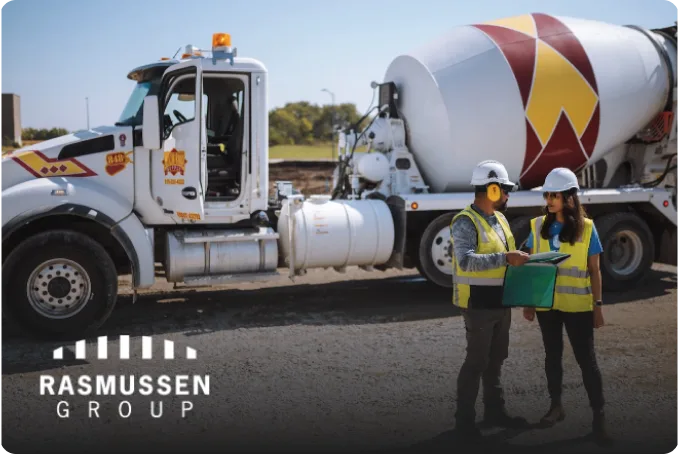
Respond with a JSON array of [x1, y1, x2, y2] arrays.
[[483, 406, 528, 429], [592, 409, 614, 446], [454, 423, 483, 444], [539, 401, 566, 428]]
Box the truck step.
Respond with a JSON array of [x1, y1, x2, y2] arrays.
[[177, 271, 281, 288], [179, 227, 279, 244]]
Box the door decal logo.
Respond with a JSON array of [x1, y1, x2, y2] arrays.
[[105, 151, 133, 176], [163, 149, 187, 185], [163, 149, 187, 176]]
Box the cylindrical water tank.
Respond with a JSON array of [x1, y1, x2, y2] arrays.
[[356, 152, 391, 182], [277, 196, 395, 270], [382, 13, 676, 191]]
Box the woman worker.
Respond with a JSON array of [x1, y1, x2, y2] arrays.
[[522, 167, 612, 446]]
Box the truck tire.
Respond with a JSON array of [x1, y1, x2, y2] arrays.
[[595, 212, 655, 291], [3, 229, 118, 339], [416, 212, 455, 288]]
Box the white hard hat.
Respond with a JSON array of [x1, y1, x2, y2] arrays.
[[542, 167, 580, 192], [471, 160, 516, 187]]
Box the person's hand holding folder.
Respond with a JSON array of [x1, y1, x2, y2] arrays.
[[506, 250, 530, 266]]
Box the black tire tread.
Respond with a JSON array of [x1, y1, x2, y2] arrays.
[[3, 229, 118, 339]]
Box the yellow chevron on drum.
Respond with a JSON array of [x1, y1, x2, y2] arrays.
[[527, 40, 599, 145], [484, 14, 537, 38]]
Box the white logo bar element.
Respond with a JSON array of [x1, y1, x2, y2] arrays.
[[52, 335, 198, 360]]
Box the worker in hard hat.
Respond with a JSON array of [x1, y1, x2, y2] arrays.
[[450, 160, 530, 441], [522, 167, 612, 446]]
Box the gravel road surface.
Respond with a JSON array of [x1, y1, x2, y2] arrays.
[[2, 264, 677, 453]]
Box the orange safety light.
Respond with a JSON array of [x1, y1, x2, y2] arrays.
[[411, 202, 419, 210], [212, 33, 231, 48]]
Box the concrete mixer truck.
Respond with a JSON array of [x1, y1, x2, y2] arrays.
[[2, 13, 677, 337]]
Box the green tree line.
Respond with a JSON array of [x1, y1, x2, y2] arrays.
[[22, 127, 69, 141], [269, 102, 369, 146], [14, 101, 369, 147]]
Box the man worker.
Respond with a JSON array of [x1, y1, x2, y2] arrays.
[[450, 160, 530, 441]]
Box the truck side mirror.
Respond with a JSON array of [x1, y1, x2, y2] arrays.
[[142, 95, 161, 150]]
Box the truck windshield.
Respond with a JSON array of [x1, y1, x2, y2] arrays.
[[116, 79, 161, 127]]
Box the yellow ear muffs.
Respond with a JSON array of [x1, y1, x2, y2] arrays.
[[487, 183, 501, 202]]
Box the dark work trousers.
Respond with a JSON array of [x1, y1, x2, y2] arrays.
[[455, 307, 511, 426], [536, 309, 605, 410]]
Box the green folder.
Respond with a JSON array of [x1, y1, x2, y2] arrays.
[[501, 252, 571, 309]]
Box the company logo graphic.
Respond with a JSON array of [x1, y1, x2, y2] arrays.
[[51, 335, 197, 360], [119, 133, 127, 147], [163, 148, 187, 176], [11, 150, 98, 178], [105, 151, 133, 176], [104, 151, 134, 176], [472, 13, 599, 188], [41, 335, 209, 420]]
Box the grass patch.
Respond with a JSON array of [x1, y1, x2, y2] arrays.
[[269, 143, 336, 160]]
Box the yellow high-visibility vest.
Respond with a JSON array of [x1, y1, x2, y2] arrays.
[[530, 216, 594, 312], [451, 206, 516, 309]]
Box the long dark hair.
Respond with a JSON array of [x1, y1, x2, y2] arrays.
[[540, 187, 588, 245]]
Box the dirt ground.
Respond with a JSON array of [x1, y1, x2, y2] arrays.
[[268, 161, 336, 196], [1, 161, 677, 453], [2, 264, 677, 453]]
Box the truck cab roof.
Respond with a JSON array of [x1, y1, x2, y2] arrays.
[[127, 55, 267, 82]]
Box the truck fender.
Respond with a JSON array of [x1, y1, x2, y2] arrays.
[[2, 178, 133, 226], [2, 179, 155, 289]]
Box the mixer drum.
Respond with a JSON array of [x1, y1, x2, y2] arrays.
[[383, 13, 674, 191]]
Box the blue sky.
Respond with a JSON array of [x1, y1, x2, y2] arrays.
[[2, 0, 677, 131]]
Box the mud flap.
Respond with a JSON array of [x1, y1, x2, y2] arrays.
[[657, 227, 677, 266], [377, 195, 406, 270]]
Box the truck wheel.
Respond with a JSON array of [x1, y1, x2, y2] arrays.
[[3, 230, 118, 339], [595, 212, 654, 291], [416, 212, 455, 288]]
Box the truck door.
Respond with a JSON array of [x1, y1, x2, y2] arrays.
[[151, 61, 207, 223]]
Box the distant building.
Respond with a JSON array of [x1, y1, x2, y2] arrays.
[[2, 93, 22, 147]]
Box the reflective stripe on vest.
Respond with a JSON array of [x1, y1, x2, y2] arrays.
[[451, 206, 516, 309], [531, 215, 594, 312], [453, 276, 504, 286], [557, 267, 590, 278], [556, 285, 592, 295]]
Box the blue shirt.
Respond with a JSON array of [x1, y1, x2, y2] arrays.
[[525, 220, 603, 256]]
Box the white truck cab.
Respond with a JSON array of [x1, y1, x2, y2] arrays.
[[2, 34, 284, 338]]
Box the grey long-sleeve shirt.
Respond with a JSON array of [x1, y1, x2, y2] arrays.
[[450, 204, 509, 273]]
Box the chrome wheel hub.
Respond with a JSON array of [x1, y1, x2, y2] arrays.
[[27, 259, 92, 319], [609, 230, 643, 276], [431, 226, 453, 275]]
